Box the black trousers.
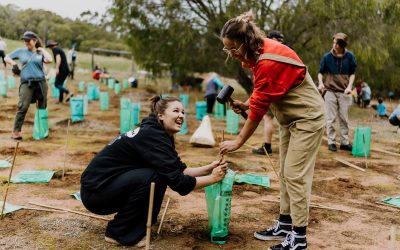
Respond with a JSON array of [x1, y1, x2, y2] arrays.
[[206, 95, 217, 114], [55, 73, 69, 102], [81, 168, 167, 246]]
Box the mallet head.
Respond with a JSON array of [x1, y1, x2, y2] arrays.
[[217, 85, 234, 104]]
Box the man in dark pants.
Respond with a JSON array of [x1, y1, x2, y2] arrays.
[[46, 40, 73, 103]]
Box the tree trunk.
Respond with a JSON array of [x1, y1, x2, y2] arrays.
[[236, 66, 253, 96]]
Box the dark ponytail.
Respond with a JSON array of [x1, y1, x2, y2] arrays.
[[149, 95, 180, 116]]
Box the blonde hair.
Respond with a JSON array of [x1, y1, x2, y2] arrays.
[[220, 11, 265, 60]]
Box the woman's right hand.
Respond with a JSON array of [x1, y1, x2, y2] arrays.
[[210, 165, 228, 183], [230, 99, 249, 114]]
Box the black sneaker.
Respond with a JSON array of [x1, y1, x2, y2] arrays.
[[339, 144, 352, 151], [254, 220, 291, 241], [328, 144, 337, 152], [252, 145, 272, 155], [268, 231, 307, 250]]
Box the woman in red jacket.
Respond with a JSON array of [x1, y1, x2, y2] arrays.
[[219, 12, 325, 250]]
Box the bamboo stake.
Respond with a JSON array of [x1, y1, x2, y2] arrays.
[[334, 157, 366, 172], [371, 148, 400, 157], [362, 134, 368, 169], [62, 119, 71, 179], [24, 207, 67, 213], [263, 146, 279, 179], [157, 197, 171, 234], [28, 202, 110, 221], [146, 182, 156, 250], [262, 198, 351, 213], [1, 142, 19, 218], [220, 130, 225, 161]]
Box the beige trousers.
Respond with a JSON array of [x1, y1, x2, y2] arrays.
[[279, 125, 324, 227], [324, 90, 352, 145]]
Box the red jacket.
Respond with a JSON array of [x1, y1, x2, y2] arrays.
[[247, 38, 306, 122]]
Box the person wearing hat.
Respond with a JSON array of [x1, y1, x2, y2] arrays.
[[46, 40, 73, 103], [4, 31, 53, 140], [318, 32, 357, 152]]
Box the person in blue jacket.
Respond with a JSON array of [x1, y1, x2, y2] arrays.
[[80, 95, 228, 246], [376, 98, 388, 118], [204, 73, 224, 114]]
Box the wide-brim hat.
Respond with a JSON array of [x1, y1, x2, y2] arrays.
[[46, 40, 59, 47]]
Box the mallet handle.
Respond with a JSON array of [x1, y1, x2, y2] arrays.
[[229, 98, 248, 119]]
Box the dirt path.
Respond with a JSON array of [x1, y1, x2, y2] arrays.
[[0, 71, 399, 249]]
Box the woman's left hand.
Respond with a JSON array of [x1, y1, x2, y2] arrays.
[[208, 159, 227, 172], [219, 140, 240, 155]]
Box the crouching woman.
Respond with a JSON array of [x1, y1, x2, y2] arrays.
[[80, 95, 228, 246]]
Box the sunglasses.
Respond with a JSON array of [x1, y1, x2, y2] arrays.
[[222, 43, 243, 55], [23, 39, 31, 43]]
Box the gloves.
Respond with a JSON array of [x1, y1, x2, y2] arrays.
[[12, 65, 21, 76]]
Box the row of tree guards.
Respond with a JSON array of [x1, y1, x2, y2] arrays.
[[2, 70, 370, 154]]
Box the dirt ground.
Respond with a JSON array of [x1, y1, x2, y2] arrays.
[[0, 70, 399, 250]]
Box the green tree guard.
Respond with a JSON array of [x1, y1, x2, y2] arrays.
[[108, 78, 115, 90], [196, 101, 207, 121], [178, 113, 188, 135], [130, 102, 141, 128], [352, 127, 371, 157], [87, 84, 96, 101], [205, 169, 236, 244], [94, 86, 100, 100], [226, 110, 239, 134], [180, 94, 189, 109], [214, 102, 225, 119], [70, 97, 84, 122], [49, 77, 56, 85], [120, 98, 131, 134], [114, 83, 121, 95], [51, 84, 59, 99], [33, 108, 49, 140], [0, 81, 7, 97], [123, 79, 129, 89], [78, 81, 85, 92], [100, 92, 109, 111], [7, 76, 16, 89]]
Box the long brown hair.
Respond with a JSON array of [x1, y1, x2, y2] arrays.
[[149, 95, 180, 116], [220, 11, 265, 60]]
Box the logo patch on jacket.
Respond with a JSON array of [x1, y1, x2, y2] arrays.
[[126, 127, 140, 138]]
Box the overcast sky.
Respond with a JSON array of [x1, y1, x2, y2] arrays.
[[1, 0, 112, 20]]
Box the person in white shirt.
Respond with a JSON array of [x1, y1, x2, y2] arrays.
[[67, 47, 77, 80]]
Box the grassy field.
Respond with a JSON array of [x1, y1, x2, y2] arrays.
[[2, 38, 247, 95], [4, 38, 133, 77]]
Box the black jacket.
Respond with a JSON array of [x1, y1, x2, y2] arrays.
[[81, 114, 196, 195]]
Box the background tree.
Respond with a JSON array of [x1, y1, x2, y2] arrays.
[[109, 0, 400, 97], [0, 4, 128, 52]]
